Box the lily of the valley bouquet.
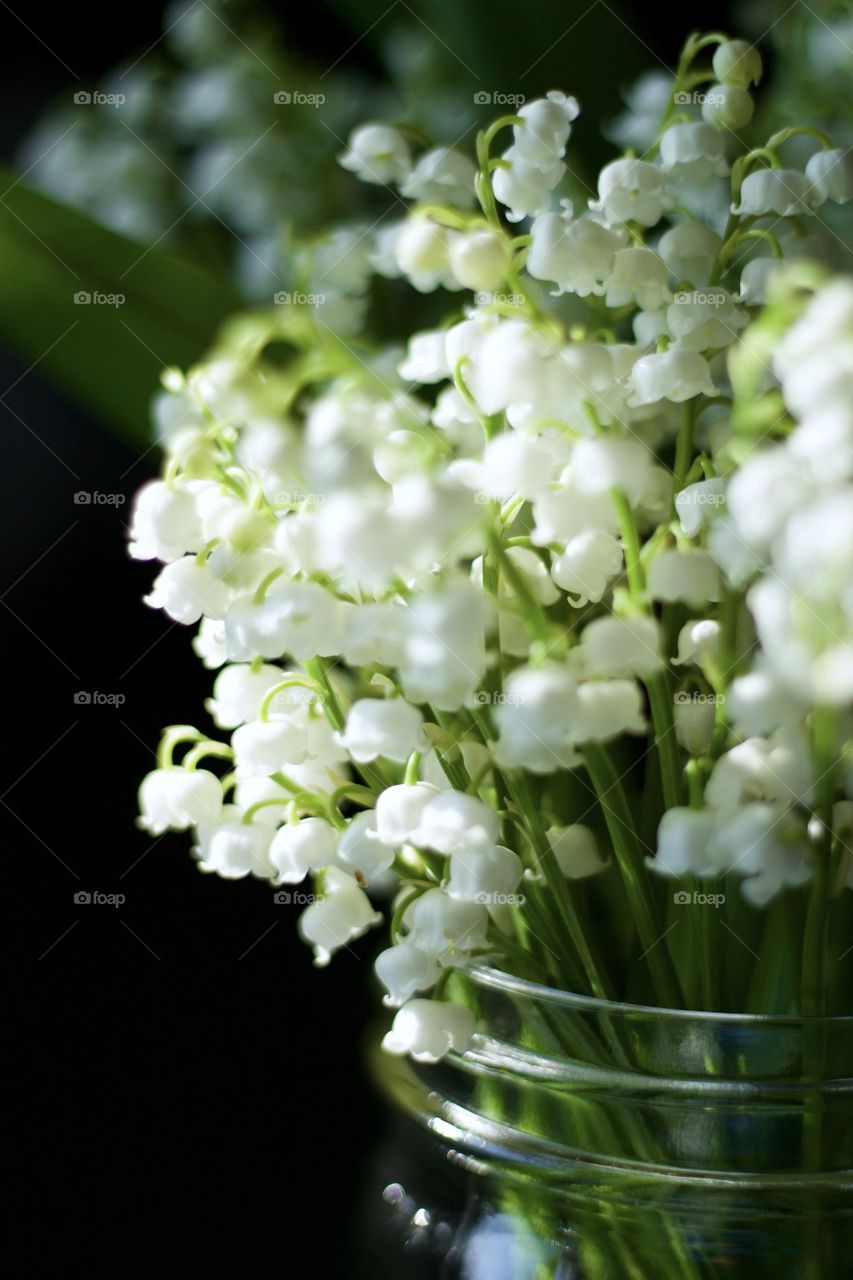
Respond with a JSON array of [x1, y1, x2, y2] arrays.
[[131, 31, 853, 1060]]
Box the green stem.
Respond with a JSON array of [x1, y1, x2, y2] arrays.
[[583, 743, 683, 1008]]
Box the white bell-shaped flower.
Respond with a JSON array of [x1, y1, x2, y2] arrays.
[[657, 222, 721, 285], [339, 698, 424, 764], [375, 942, 441, 1007], [660, 123, 729, 184], [738, 256, 784, 305], [269, 818, 339, 885], [629, 347, 717, 405], [415, 790, 501, 855], [733, 168, 817, 217], [706, 517, 764, 587], [701, 83, 754, 129], [666, 288, 747, 352], [144, 556, 230, 625], [341, 601, 409, 669], [194, 813, 274, 880], [725, 446, 813, 549], [338, 123, 412, 186], [225, 582, 343, 661], [338, 810, 398, 881], [652, 807, 718, 878], [298, 867, 382, 966], [705, 734, 813, 814], [571, 680, 646, 743], [138, 767, 222, 834], [605, 247, 672, 311], [493, 665, 580, 773], [579, 616, 663, 678], [405, 888, 489, 958], [512, 92, 579, 168], [492, 146, 564, 223], [547, 824, 609, 878], [231, 718, 310, 775], [372, 783, 440, 846], [382, 998, 476, 1062], [193, 618, 229, 669], [232, 776, 290, 828], [128, 480, 202, 562], [595, 158, 670, 227], [570, 438, 655, 507], [706, 804, 811, 906], [449, 230, 511, 292], [805, 148, 853, 204], [398, 580, 489, 711], [675, 478, 726, 537], [398, 329, 451, 384], [466, 320, 555, 415], [712, 39, 762, 87], [400, 147, 477, 206], [648, 549, 722, 606], [551, 529, 624, 607], [206, 663, 285, 729], [726, 668, 802, 737], [673, 695, 717, 755], [446, 843, 523, 903], [528, 213, 622, 297], [394, 216, 453, 292], [673, 619, 721, 668]]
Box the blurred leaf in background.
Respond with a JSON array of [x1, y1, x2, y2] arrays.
[[0, 167, 240, 447]]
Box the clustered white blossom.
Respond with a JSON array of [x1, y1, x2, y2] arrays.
[[132, 32, 853, 1060]]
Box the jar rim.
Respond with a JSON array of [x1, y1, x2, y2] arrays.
[[467, 962, 853, 1026]]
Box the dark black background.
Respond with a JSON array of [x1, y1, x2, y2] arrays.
[[3, 2, 739, 1275]]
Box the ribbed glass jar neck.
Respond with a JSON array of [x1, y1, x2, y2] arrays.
[[379, 964, 853, 1184]]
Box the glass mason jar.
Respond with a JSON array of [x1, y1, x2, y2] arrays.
[[365, 964, 853, 1280]]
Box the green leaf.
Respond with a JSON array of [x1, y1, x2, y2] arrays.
[[0, 165, 242, 450]]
